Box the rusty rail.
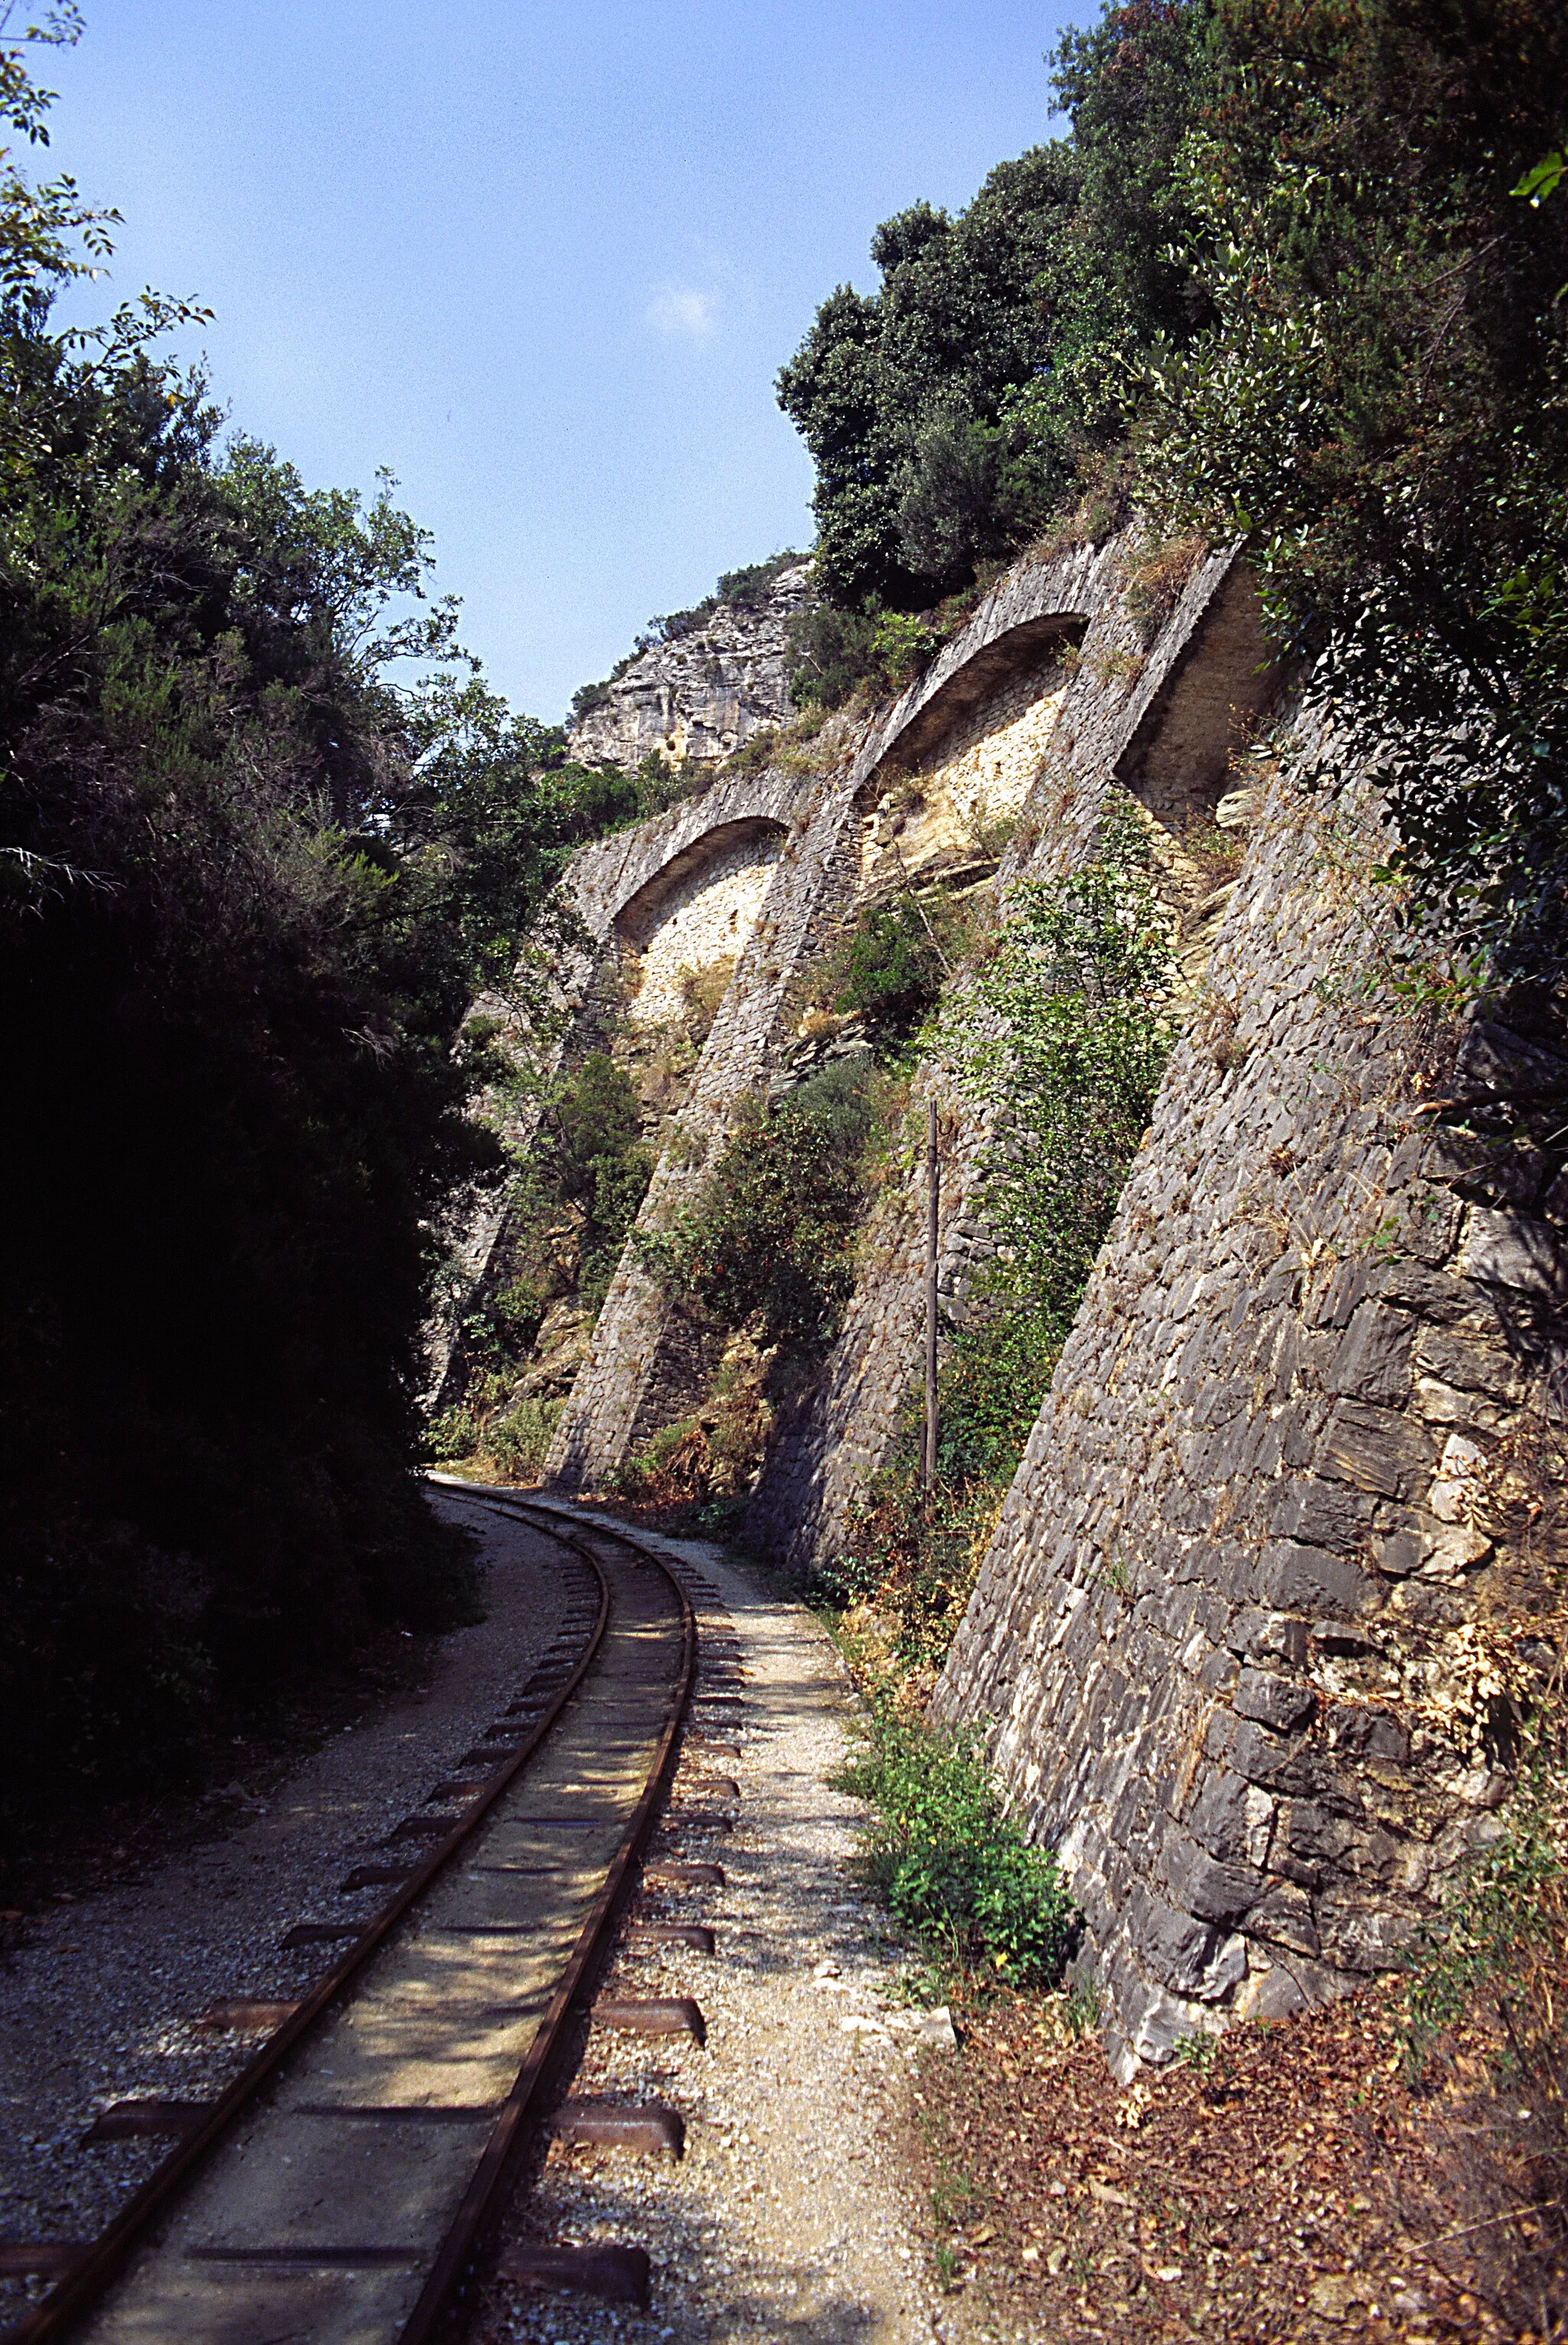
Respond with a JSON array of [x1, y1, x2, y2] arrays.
[[5, 1488, 697, 2345]]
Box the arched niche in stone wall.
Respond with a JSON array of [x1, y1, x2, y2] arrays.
[[1115, 563, 1281, 843], [855, 610, 1090, 900], [612, 814, 788, 1029]]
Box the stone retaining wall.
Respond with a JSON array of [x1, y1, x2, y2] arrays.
[[544, 758, 864, 1484], [933, 715, 1567, 2072], [442, 518, 1566, 2071], [747, 528, 1269, 1577]]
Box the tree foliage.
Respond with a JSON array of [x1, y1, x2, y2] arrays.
[[776, 8, 1210, 613], [0, 21, 630, 1838], [1137, 0, 1568, 975], [780, 0, 1568, 968]]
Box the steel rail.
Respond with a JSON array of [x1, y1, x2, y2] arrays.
[[4, 1491, 697, 2345], [396, 1487, 696, 2344]]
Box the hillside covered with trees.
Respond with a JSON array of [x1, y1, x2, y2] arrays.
[[780, 0, 1568, 976], [0, 10, 647, 1850]]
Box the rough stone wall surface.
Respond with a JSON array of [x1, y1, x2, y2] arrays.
[[933, 715, 1566, 2073], [624, 829, 786, 1027], [430, 769, 815, 1409], [446, 516, 1565, 2082], [545, 527, 1194, 1490], [861, 654, 1070, 897], [747, 529, 1258, 1579], [545, 760, 864, 1484], [567, 564, 812, 774]]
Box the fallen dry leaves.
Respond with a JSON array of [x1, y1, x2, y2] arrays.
[[905, 1975, 1568, 2343]]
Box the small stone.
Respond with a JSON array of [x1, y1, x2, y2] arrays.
[[915, 2006, 958, 2051]]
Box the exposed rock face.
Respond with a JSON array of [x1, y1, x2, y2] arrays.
[[567, 563, 813, 774]]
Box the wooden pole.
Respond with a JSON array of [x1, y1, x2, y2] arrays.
[[923, 1097, 939, 1490]]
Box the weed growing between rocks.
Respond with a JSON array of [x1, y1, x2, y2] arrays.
[[832, 1675, 1078, 1991]]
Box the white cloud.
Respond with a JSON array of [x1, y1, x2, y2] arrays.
[[646, 282, 718, 342]]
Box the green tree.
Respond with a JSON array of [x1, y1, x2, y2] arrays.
[[776, 150, 1082, 610], [0, 18, 640, 1841]]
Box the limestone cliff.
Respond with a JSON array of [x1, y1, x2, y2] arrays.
[[567, 561, 812, 774]]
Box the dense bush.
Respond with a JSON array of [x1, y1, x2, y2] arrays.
[[0, 20, 634, 1837], [822, 892, 956, 1053], [1137, 0, 1568, 977], [640, 1058, 878, 1354], [835, 1693, 1080, 1986]]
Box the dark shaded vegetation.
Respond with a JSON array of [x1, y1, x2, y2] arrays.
[[779, 0, 1568, 971], [612, 1056, 902, 1537], [822, 890, 957, 1056], [429, 1053, 654, 1474], [0, 18, 633, 1856]]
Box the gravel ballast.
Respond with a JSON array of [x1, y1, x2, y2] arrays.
[[0, 1497, 570, 2314], [472, 1506, 947, 2345], [1, 1492, 948, 2343]]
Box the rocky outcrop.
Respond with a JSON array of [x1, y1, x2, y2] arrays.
[[567, 563, 813, 774]]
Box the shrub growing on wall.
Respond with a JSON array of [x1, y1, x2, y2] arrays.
[[641, 1057, 880, 1354], [837, 808, 1177, 1654]]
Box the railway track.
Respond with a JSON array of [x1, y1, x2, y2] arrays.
[[2, 1488, 737, 2343]]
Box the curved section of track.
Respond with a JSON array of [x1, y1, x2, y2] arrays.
[[8, 1491, 694, 2345]]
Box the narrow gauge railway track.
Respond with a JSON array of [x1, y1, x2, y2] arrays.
[[4, 1492, 704, 2345]]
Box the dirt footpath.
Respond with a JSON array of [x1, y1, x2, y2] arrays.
[[472, 1511, 949, 2345]]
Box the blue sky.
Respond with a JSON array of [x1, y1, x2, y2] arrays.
[[40, 2, 1080, 722]]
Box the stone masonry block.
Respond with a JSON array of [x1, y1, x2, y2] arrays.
[[1269, 1475, 1378, 1553], [1460, 1209, 1568, 1304], [1131, 1893, 1236, 1999], [1157, 1830, 1266, 1925], [1186, 1769, 1269, 1870], [1233, 1667, 1315, 1734], [1318, 1399, 1436, 1499], [1236, 1611, 1311, 1668], [1247, 1882, 1321, 1958], [1256, 1540, 1378, 1621], [1326, 1305, 1415, 1405]]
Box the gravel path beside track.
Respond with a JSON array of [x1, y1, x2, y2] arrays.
[[0, 1499, 567, 2314], [473, 1507, 948, 2345]]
